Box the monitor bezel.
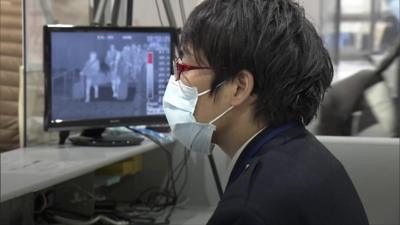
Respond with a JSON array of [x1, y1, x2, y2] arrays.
[[43, 25, 177, 131]]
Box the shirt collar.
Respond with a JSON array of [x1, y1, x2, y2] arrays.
[[222, 127, 266, 191]]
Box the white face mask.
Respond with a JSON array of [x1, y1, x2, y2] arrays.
[[163, 75, 233, 154]]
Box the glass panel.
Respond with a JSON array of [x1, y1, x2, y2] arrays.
[[341, 0, 371, 14], [320, 0, 339, 64], [374, 0, 399, 52]]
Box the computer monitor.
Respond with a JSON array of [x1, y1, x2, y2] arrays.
[[43, 25, 177, 131]]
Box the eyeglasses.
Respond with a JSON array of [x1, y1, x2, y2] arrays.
[[174, 58, 211, 80]]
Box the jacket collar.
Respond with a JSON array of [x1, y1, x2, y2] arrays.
[[226, 123, 307, 187]]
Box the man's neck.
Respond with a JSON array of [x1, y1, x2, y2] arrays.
[[217, 114, 266, 158]]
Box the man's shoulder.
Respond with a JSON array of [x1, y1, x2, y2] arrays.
[[253, 132, 346, 192], [214, 132, 368, 225], [225, 131, 346, 201]]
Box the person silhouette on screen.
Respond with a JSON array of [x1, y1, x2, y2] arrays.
[[80, 51, 100, 103], [115, 45, 132, 100], [130, 44, 147, 114], [131, 44, 145, 80], [130, 44, 138, 80], [106, 44, 121, 98]]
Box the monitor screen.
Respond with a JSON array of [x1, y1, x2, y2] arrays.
[[43, 25, 177, 130]]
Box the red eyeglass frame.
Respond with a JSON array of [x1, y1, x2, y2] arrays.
[[174, 59, 211, 80]]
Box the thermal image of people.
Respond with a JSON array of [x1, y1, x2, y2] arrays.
[[80, 51, 100, 103]]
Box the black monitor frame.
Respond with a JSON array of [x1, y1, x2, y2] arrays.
[[43, 25, 178, 131]]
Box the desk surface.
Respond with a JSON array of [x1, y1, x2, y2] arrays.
[[0, 142, 158, 203]]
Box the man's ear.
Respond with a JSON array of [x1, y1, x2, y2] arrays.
[[229, 70, 255, 106]]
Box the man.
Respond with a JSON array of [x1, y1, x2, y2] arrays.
[[116, 45, 132, 100], [80, 51, 100, 103], [130, 44, 143, 80], [130, 44, 147, 114], [162, 0, 369, 224], [105, 44, 121, 98]]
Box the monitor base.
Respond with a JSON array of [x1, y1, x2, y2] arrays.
[[59, 128, 144, 147], [68, 135, 144, 147]]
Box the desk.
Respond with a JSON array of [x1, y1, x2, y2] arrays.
[[1, 141, 158, 203]]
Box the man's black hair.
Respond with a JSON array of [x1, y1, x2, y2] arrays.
[[180, 0, 334, 127]]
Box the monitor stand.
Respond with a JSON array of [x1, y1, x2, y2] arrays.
[[59, 130, 70, 145], [59, 128, 144, 147], [81, 128, 106, 138], [144, 124, 170, 133]]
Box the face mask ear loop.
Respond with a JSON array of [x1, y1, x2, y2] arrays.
[[198, 89, 211, 96], [209, 106, 234, 125], [198, 81, 225, 97]]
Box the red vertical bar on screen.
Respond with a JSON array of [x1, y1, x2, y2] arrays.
[[147, 52, 153, 64], [147, 52, 154, 100]]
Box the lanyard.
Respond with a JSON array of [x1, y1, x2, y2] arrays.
[[227, 122, 297, 187]]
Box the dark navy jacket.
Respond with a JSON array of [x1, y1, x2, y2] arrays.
[[207, 126, 369, 225]]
